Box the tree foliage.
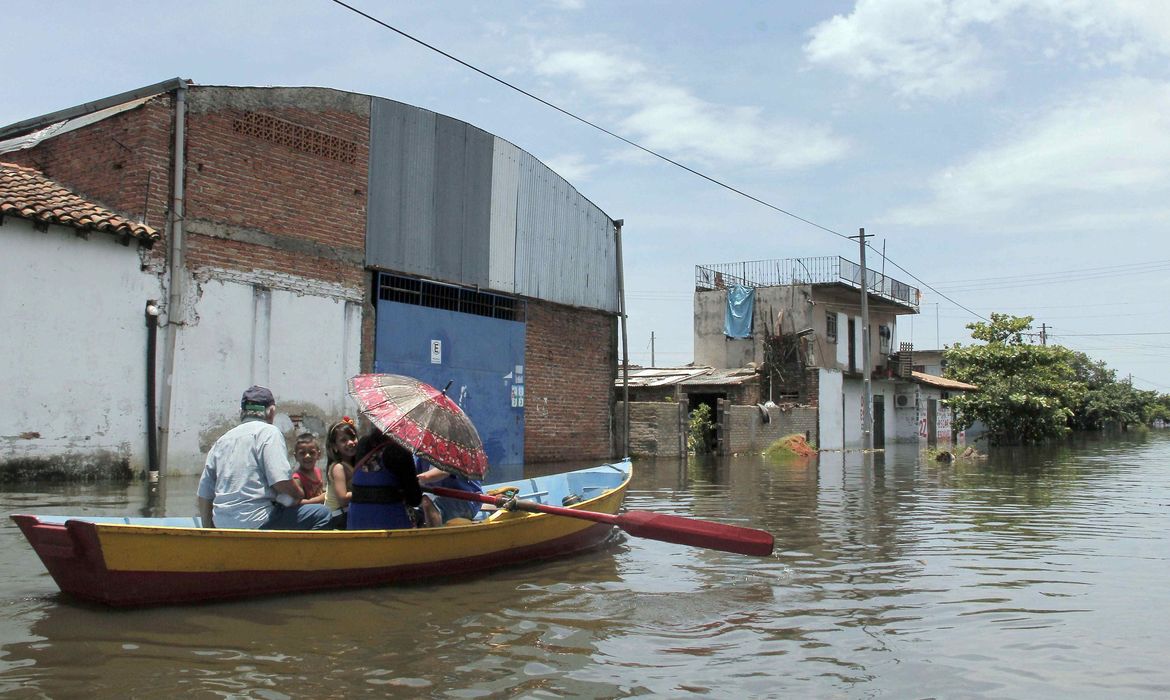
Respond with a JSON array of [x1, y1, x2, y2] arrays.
[[944, 313, 1165, 444]]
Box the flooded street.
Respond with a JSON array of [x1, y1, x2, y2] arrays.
[[2, 434, 1169, 698]]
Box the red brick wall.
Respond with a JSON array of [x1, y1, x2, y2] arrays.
[[183, 92, 369, 289], [6, 96, 174, 256], [524, 301, 617, 462]]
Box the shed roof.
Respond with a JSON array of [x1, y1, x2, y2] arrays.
[[618, 365, 759, 388], [0, 162, 160, 243], [911, 371, 977, 391]]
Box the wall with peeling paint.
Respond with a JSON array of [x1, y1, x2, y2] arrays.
[[0, 218, 162, 480], [166, 270, 362, 474]]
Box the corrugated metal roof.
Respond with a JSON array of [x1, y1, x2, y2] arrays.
[[911, 371, 977, 391], [0, 96, 156, 155], [618, 366, 759, 388], [367, 96, 618, 313], [0, 162, 159, 243]]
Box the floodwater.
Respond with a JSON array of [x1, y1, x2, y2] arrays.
[[2, 434, 1170, 699]]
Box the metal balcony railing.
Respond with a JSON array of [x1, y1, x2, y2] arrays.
[[695, 256, 920, 309]]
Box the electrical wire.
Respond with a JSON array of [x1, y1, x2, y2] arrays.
[[326, 0, 989, 328]]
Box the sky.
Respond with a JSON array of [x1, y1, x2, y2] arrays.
[[5, 0, 1170, 390]]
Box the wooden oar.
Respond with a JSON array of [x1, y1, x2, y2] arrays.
[[427, 486, 775, 556]]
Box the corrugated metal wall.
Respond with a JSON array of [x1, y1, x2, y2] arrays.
[[367, 97, 618, 313]]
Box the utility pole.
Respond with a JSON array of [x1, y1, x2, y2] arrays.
[[851, 227, 874, 452], [614, 219, 629, 459], [1040, 323, 1047, 346], [650, 331, 655, 368]]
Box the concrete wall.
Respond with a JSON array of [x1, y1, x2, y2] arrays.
[[169, 274, 362, 471], [722, 403, 818, 454], [0, 218, 163, 479], [817, 369, 911, 451], [616, 401, 684, 457], [693, 288, 755, 368], [818, 368, 845, 450], [893, 383, 921, 442]]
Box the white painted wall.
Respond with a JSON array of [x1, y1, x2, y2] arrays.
[[835, 312, 848, 367], [894, 384, 921, 442], [1, 217, 363, 476], [165, 272, 362, 473], [0, 219, 163, 470], [817, 368, 844, 450]]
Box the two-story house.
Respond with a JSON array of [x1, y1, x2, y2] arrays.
[[694, 256, 928, 450]]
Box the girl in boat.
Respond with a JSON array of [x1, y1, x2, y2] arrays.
[[323, 417, 359, 529]]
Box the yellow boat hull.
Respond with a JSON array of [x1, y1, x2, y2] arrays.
[[12, 461, 631, 606]]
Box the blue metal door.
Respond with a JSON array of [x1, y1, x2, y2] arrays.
[[374, 299, 525, 481]]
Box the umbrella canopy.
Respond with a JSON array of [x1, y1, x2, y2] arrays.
[[347, 373, 488, 479]]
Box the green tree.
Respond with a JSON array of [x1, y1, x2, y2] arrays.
[[944, 314, 1084, 445], [1066, 351, 1153, 431]]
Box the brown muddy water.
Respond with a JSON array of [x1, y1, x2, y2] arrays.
[[1, 434, 1169, 698]]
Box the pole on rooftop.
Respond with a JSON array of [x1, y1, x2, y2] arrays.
[[614, 219, 630, 459]]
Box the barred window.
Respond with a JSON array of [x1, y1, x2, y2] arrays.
[[826, 311, 838, 343], [376, 273, 524, 322]]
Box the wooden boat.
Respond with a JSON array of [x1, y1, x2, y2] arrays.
[[11, 460, 632, 607]]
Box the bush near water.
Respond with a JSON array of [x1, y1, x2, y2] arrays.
[[765, 434, 818, 459]]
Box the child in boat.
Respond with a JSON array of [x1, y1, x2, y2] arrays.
[[416, 458, 483, 525], [323, 417, 359, 529], [291, 432, 325, 505]]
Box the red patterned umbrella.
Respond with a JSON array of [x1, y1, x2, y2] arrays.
[[347, 373, 488, 479]]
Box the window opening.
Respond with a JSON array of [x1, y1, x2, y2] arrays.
[[376, 273, 524, 322]]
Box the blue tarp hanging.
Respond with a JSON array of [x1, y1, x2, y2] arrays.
[[724, 285, 755, 338]]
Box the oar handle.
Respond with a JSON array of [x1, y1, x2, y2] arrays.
[[426, 486, 774, 556], [426, 486, 620, 524]]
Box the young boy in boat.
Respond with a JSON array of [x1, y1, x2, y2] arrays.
[[291, 432, 325, 506]]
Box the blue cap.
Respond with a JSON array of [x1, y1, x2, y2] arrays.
[[241, 385, 275, 412]]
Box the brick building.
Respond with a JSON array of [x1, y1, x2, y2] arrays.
[[0, 79, 620, 479]]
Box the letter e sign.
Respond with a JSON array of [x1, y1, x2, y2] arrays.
[[430, 340, 442, 364]]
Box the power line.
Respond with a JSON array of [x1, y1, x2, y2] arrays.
[[933, 258, 1170, 287], [1050, 332, 1170, 337], [327, 0, 989, 328], [327, 0, 846, 241]]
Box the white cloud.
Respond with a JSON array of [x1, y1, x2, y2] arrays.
[[542, 153, 598, 182], [805, 0, 1170, 99], [534, 49, 850, 172], [884, 77, 1170, 232], [804, 0, 998, 99]]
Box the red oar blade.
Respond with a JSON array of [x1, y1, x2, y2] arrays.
[[616, 510, 775, 556]]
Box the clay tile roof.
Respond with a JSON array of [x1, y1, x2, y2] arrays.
[[0, 162, 159, 244]]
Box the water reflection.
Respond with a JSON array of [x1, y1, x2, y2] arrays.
[[2, 434, 1170, 697]]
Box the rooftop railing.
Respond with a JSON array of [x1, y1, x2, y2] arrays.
[[695, 256, 920, 309]]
